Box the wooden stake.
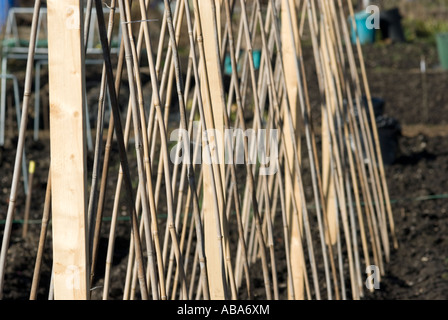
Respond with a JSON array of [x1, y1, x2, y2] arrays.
[[197, 0, 229, 300], [47, 0, 89, 300], [281, 0, 305, 300], [22, 160, 35, 238]]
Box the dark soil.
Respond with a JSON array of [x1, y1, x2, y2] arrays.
[[364, 134, 448, 300]]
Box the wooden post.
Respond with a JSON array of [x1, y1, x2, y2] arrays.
[[47, 0, 89, 300], [197, 0, 228, 300], [281, 0, 305, 300]]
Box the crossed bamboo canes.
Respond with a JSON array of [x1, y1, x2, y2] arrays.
[[0, 0, 396, 300]]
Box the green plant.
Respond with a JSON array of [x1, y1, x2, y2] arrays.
[[403, 18, 448, 43]]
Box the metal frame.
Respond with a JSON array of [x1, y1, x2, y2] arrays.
[[0, 6, 121, 150], [0, 73, 28, 195]]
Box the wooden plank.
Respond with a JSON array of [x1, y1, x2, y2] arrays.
[[197, 0, 228, 300], [47, 0, 89, 300], [281, 0, 305, 300]]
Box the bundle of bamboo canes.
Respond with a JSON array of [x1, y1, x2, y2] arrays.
[[0, 0, 397, 300]]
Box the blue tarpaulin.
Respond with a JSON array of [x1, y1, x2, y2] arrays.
[[0, 0, 16, 28]]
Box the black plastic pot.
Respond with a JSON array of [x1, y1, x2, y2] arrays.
[[376, 115, 401, 165], [351, 96, 385, 122], [347, 96, 401, 165], [380, 8, 406, 43]]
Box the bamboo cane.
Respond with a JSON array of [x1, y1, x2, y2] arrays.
[[231, 0, 295, 300], [319, 3, 359, 299], [124, 0, 163, 300], [156, 0, 212, 299], [95, 0, 149, 299], [346, 0, 397, 254], [336, 0, 385, 274], [85, 0, 104, 257], [174, 0, 256, 300], [229, 0, 263, 290], [234, 0, 318, 300], [181, 0, 258, 298], [151, 3, 189, 290], [88, 0, 121, 290], [130, 0, 198, 300], [233, 0, 299, 299], [270, 1, 337, 301], [310, 0, 370, 298], [262, 0, 325, 299], [303, 0, 341, 299], [326, 0, 362, 289], [223, 0, 274, 300], [326, 0, 371, 295], [101, 52, 132, 301], [127, 0, 171, 299], [29, 168, 51, 300], [300, 0, 341, 300], [0, 0, 41, 298], [101, 0, 169, 300]]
